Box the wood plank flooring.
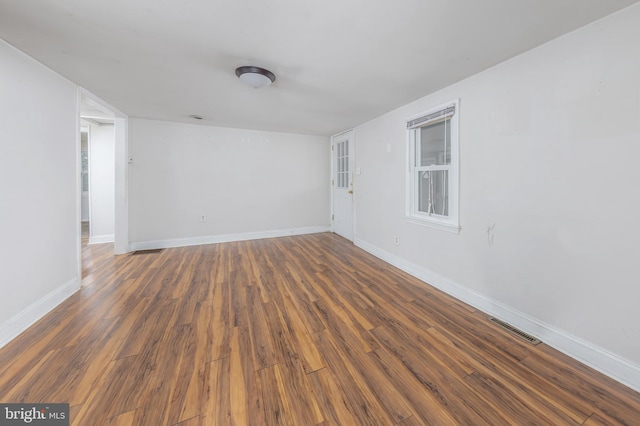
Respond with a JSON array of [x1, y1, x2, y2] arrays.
[[1, 233, 639, 425]]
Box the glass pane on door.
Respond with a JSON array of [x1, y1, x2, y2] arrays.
[[336, 140, 349, 188]]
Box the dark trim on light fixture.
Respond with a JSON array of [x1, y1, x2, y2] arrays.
[[235, 66, 276, 88], [235, 66, 276, 83], [189, 115, 203, 120]]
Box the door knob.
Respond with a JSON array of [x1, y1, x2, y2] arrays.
[[348, 190, 353, 194]]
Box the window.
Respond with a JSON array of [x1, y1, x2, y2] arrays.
[[407, 100, 460, 232]]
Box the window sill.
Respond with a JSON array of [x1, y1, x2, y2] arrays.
[[404, 216, 461, 234]]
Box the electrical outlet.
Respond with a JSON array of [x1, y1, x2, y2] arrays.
[[394, 236, 399, 245], [200, 214, 207, 222]]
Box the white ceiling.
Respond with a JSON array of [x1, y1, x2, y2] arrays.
[[1, 0, 638, 136]]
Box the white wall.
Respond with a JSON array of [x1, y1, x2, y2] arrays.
[[353, 5, 640, 389], [129, 119, 330, 248], [0, 40, 80, 346], [113, 117, 129, 255], [89, 124, 115, 243]]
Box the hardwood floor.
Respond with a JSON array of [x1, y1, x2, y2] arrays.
[[1, 233, 639, 425]]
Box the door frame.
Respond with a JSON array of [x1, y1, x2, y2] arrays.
[[78, 88, 129, 255], [331, 129, 355, 241]]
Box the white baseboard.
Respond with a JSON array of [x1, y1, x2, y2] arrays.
[[89, 234, 115, 244], [354, 237, 640, 393], [0, 277, 80, 349], [130, 226, 331, 251]]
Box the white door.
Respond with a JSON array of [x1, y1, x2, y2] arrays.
[[332, 130, 354, 241]]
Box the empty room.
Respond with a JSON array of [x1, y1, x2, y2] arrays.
[[1, 0, 640, 424]]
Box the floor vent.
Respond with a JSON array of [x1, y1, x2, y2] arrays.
[[131, 249, 164, 255], [489, 317, 541, 345]]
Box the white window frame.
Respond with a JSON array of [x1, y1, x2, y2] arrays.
[[406, 99, 460, 233]]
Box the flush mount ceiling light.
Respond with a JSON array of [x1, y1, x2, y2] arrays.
[[235, 66, 276, 89]]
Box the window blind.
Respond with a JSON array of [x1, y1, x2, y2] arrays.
[[407, 105, 455, 129]]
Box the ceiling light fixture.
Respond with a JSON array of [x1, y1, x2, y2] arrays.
[[235, 66, 276, 89]]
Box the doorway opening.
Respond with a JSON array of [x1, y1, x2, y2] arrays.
[[80, 128, 90, 242], [80, 95, 116, 278]]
